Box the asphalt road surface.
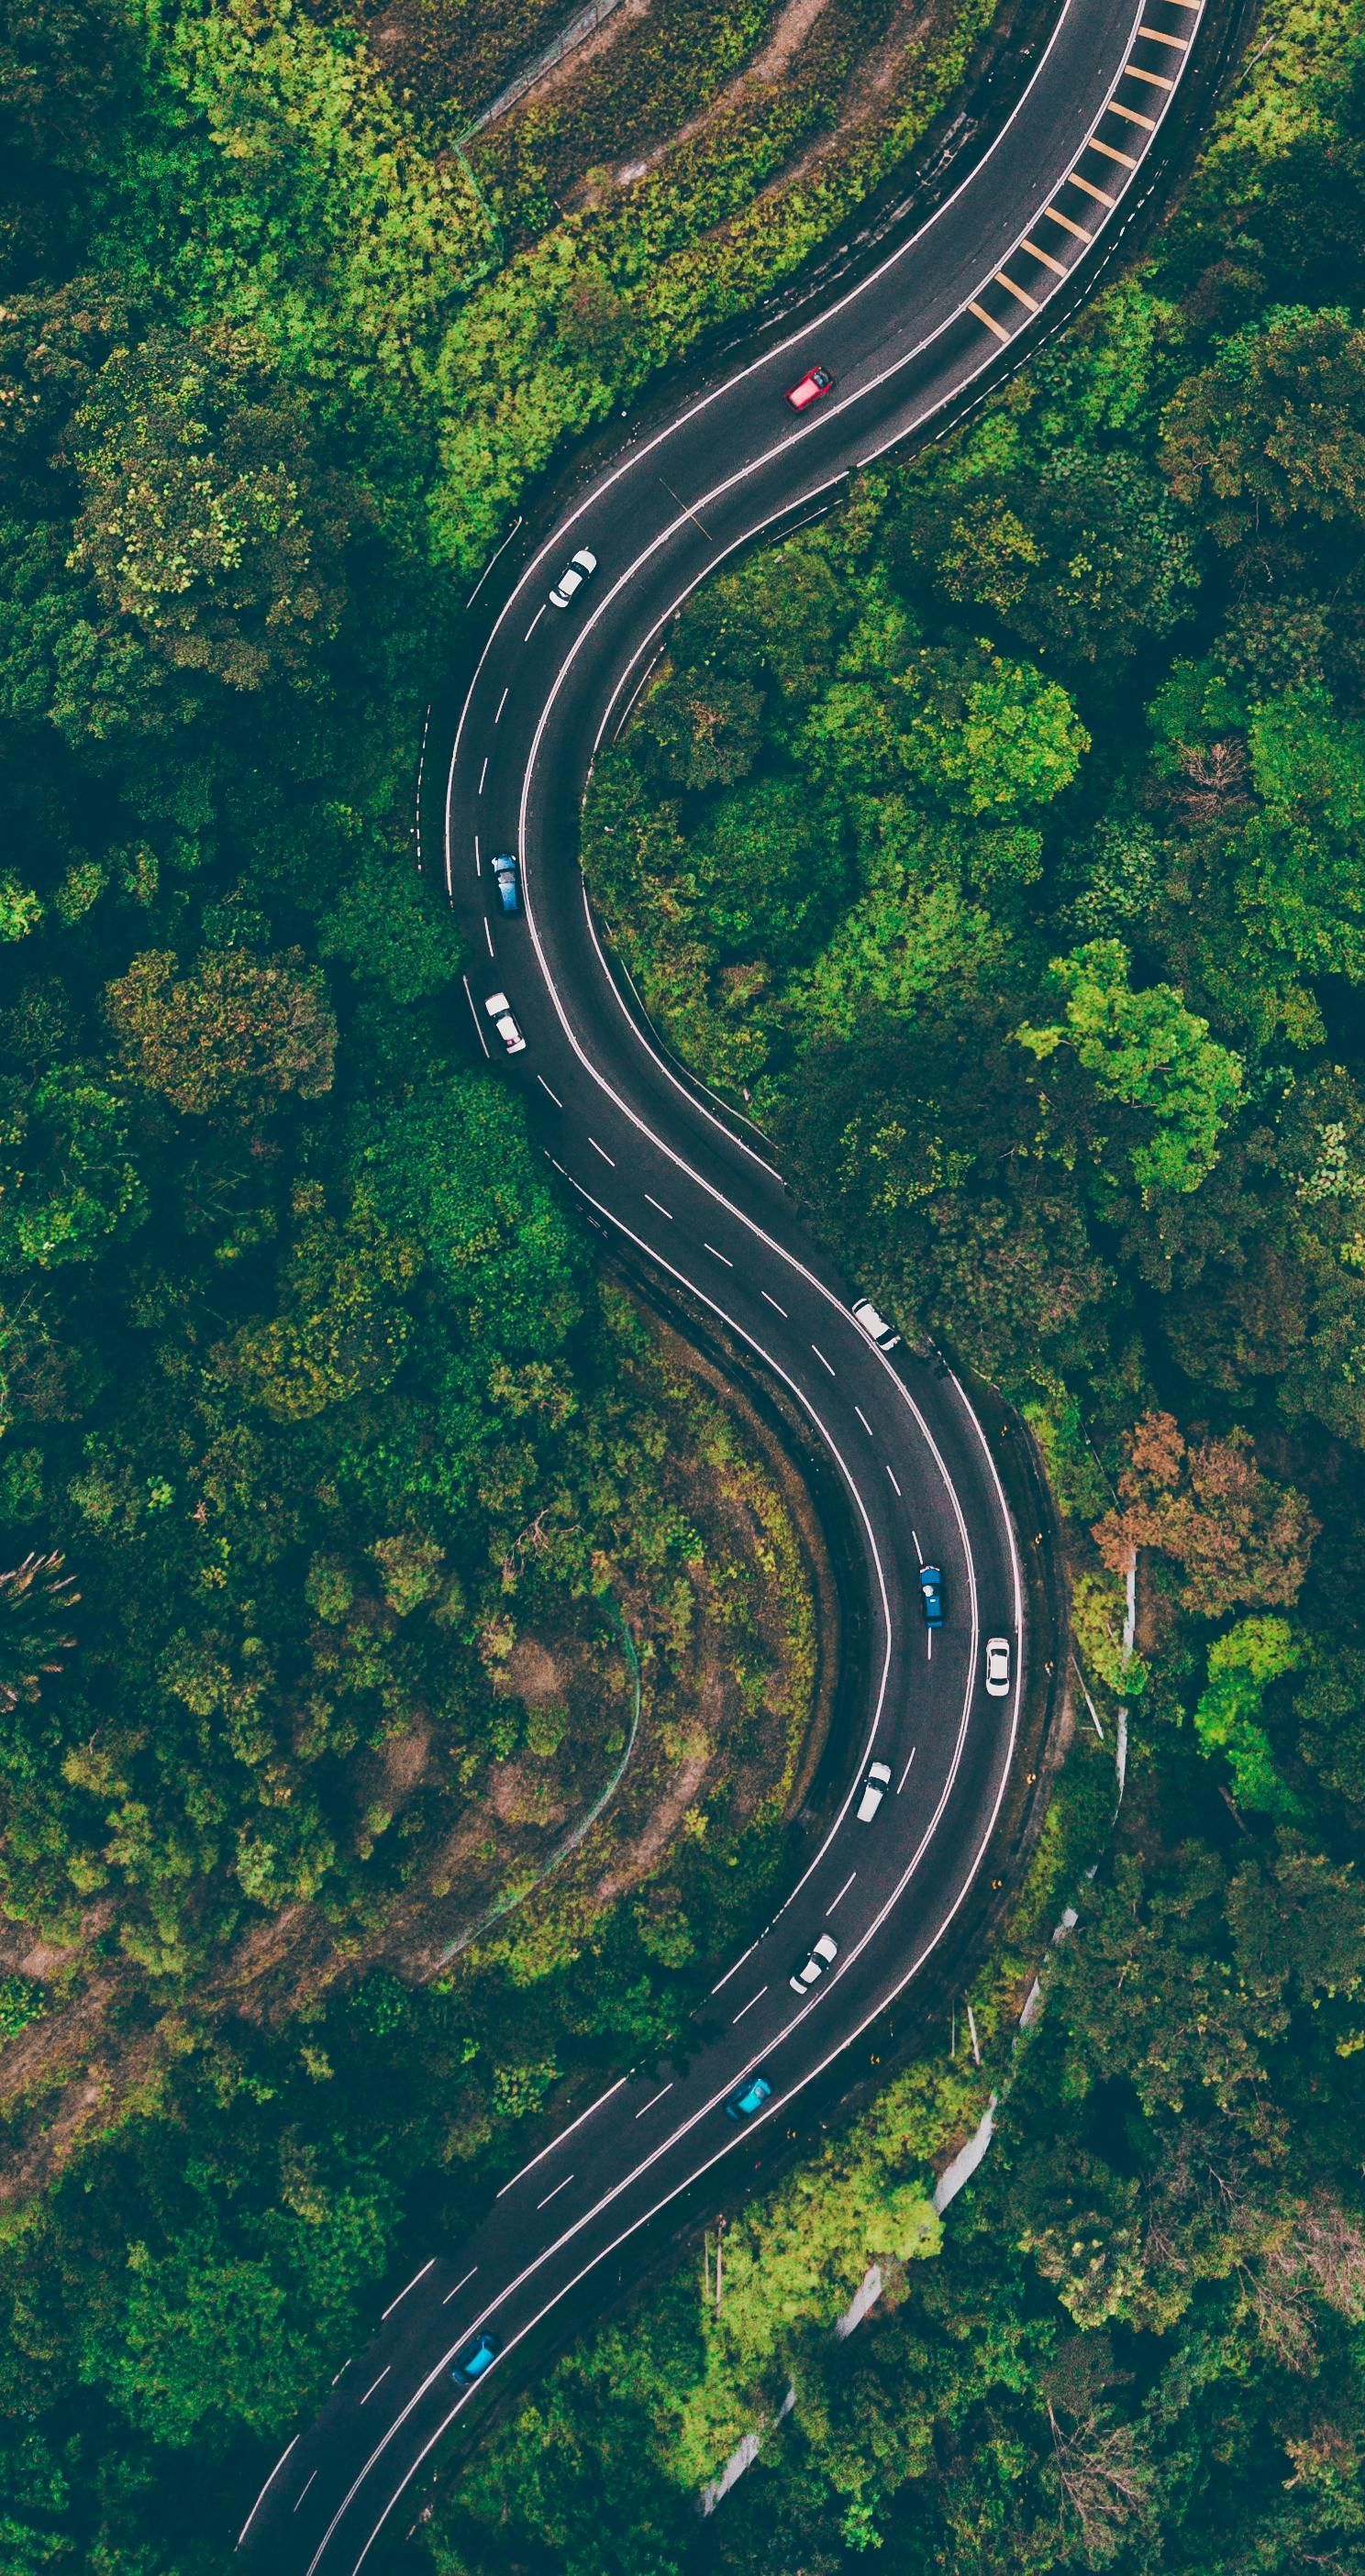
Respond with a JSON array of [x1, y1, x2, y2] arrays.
[[238, 0, 1209, 2562]]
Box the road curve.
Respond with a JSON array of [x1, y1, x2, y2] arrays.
[[238, 1, 1210, 2564]]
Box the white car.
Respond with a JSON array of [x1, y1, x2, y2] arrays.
[[549, 547, 598, 608], [789, 1931, 838, 1994], [484, 991, 527, 1055], [984, 1635, 1011, 1697], [856, 1760, 893, 1823], [851, 1296, 900, 1351]]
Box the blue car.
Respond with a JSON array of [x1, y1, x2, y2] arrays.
[[724, 2073, 772, 2122], [492, 852, 520, 914], [918, 1564, 944, 1628], [452, 2332, 500, 2384]]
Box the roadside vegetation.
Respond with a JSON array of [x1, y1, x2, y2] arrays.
[[420, 0, 1365, 2566]]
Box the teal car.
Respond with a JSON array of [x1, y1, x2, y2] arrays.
[[724, 2073, 772, 2122], [452, 2332, 500, 2383]]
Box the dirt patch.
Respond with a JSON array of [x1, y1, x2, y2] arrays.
[[594, 1740, 712, 1903], [502, 1635, 566, 1704], [613, 0, 837, 182]]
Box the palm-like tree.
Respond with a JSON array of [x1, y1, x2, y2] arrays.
[[0, 1552, 79, 1712]]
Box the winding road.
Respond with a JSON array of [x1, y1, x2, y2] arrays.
[[237, 0, 1214, 2561]]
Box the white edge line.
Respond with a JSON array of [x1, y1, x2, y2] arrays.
[[237, 2436, 299, 2547]]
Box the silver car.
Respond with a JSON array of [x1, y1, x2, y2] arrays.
[[789, 1931, 838, 1994], [549, 547, 598, 609]]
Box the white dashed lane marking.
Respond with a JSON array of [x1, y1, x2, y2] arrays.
[[761, 1289, 787, 1317], [812, 1344, 836, 1376], [589, 1137, 616, 1166], [731, 1984, 768, 2024], [645, 1193, 673, 1220], [538, 1075, 563, 1107]]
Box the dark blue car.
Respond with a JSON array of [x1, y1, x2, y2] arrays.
[[724, 2073, 772, 2122], [492, 852, 520, 914], [452, 2332, 500, 2384], [918, 1564, 944, 1628]]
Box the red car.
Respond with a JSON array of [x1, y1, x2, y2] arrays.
[[784, 363, 836, 412]]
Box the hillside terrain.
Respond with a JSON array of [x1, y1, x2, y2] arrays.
[[3, 0, 1365, 2570]]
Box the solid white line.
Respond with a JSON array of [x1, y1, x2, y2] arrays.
[[538, 1075, 563, 1107], [536, 2172, 575, 2212], [524, 603, 546, 642], [731, 1985, 768, 2025], [574, 875, 783, 1187], [382, 2261, 435, 2322], [494, 687, 509, 724], [462, 976, 492, 1060], [462, 514, 523, 609], [478, 757, 488, 795], [635, 2083, 674, 2119], [645, 1192, 672, 1219], [483, 918, 494, 956], [360, 2368, 390, 2406], [855, 1406, 873, 1435], [812, 1343, 836, 1376], [705, 1241, 733, 1266], [294, 2471, 317, 2514], [237, 2436, 299, 2546], [826, 1871, 857, 1916], [761, 1289, 787, 1317], [442, 2265, 479, 2305], [897, 1747, 917, 1794], [494, 2074, 631, 2198], [589, 1136, 616, 1165], [887, 1465, 902, 1498]]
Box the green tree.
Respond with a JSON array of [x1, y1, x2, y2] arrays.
[[1017, 937, 1244, 1195], [1193, 1615, 1302, 1816], [69, 327, 350, 691], [106, 947, 337, 1117], [1160, 306, 1365, 545], [0, 1067, 146, 1268]]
